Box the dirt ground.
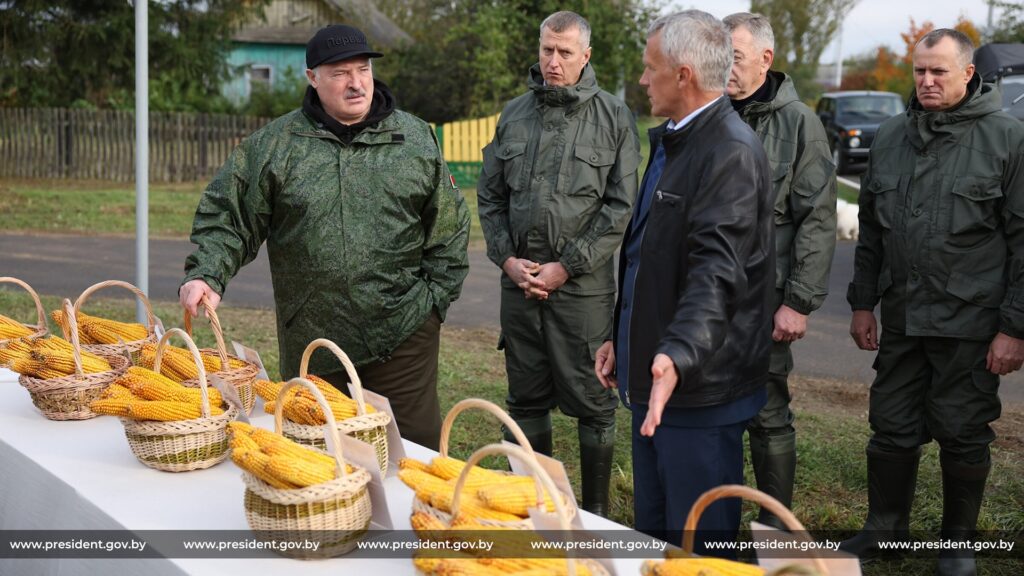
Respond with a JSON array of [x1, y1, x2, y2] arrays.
[[788, 374, 1024, 452]]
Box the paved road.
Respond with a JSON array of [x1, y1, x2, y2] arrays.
[[1, 232, 1020, 404]]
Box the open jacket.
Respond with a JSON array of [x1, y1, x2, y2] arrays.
[[183, 107, 470, 377], [615, 98, 775, 408], [847, 75, 1024, 340]]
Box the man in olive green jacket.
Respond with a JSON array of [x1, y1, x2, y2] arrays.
[[843, 30, 1024, 575], [724, 12, 837, 529], [478, 11, 640, 516], [180, 25, 470, 450]]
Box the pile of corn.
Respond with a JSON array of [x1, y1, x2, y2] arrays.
[[228, 421, 354, 489], [88, 366, 226, 421], [0, 336, 113, 378], [0, 314, 36, 339], [50, 309, 148, 345], [137, 342, 247, 382], [410, 511, 594, 576], [254, 376, 377, 425], [398, 455, 561, 523], [641, 557, 766, 576]]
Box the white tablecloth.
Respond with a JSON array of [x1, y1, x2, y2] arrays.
[[0, 368, 651, 576]]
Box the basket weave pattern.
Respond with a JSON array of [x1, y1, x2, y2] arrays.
[[242, 377, 373, 559], [120, 328, 238, 472], [71, 280, 159, 362], [182, 297, 259, 414], [0, 276, 48, 344]]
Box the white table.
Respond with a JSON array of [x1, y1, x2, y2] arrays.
[[0, 368, 652, 576]]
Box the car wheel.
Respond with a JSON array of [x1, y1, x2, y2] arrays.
[[832, 142, 849, 175]]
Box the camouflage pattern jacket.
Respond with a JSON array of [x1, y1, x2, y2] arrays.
[[478, 64, 640, 295], [848, 76, 1024, 340], [183, 108, 470, 377]]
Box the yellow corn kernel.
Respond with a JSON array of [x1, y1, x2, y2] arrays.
[[477, 482, 558, 515], [232, 447, 297, 489], [265, 453, 336, 487], [89, 398, 132, 417], [399, 457, 433, 473], [127, 400, 225, 421], [120, 366, 223, 406], [254, 379, 283, 401], [429, 456, 503, 482], [399, 468, 452, 495]]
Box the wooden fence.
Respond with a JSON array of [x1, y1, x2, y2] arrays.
[[435, 112, 499, 187], [0, 108, 270, 182]]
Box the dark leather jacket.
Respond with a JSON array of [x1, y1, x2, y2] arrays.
[[614, 97, 775, 408]]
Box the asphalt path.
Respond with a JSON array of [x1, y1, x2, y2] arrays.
[[1, 232, 1020, 404]]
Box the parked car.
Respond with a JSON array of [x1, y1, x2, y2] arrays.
[[975, 43, 1024, 122], [816, 91, 905, 175]]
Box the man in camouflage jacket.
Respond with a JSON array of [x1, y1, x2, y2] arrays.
[[842, 30, 1024, 575], [478, 11, 640, 516], [724, 12, 837, 529], [180, 25, 470, 450]]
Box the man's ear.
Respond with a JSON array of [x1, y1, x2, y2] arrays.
[[762, 48, 774, 72], [305, 68, 318, 88]]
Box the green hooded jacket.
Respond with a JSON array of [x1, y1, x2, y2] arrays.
[[847, 76, 1024, 339], [183, 108, 471, 377], [737, 71, 837, 315], [478, 63, 641, 294]]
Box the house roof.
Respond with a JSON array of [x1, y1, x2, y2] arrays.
[[233, 0, 411, 48]]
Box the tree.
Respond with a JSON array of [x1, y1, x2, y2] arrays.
[[0, 0, 267, 111], [899, 18, 934, 65], [374, 0, 660, 123], [751, 0, 859, 99], [955, 15, 982, 48], [987, 1, 1024, 43]]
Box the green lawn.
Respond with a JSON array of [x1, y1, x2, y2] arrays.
[[1, 289, 1021, 575]]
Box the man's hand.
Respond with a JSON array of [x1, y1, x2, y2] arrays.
[[850, 310, 879, 351], [987, 332, 1024, 375], [179, 279, 221, 318], [773, 305, 808, 343], [640, 353, 678, 437], [502, 257, 541, 293], [521, 262, 570, 300], [595, 340, 618, 389]]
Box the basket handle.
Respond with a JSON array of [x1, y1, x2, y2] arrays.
[[153, 328, 214, 418], [438, 398, 536, 462], [683, 485, 829, 576], [298, 338, 370, 417], [61, 299, 85, 376], [182, 296, 230, 371], [274, 376, 350, 479], [74, 280, 157, 334], [0, 276, 47, 333], [452, 442, 577, 576]]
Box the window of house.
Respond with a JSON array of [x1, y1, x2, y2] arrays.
[[250, 65, 272, 92]]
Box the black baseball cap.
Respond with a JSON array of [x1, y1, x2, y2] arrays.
[[306, 24, 383, 69]]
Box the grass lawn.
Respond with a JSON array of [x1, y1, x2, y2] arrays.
[[1, 290, 1021, 575]]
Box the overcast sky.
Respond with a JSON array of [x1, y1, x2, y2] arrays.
[[671, 0, 1001, 62]]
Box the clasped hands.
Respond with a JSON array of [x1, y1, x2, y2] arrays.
[[502, 257, 568, 300]]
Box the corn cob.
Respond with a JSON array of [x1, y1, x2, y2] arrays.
[[0, 315, 34, 339], [477, 482, 558, 515], [232, 447, 298, 489], [399, 467, 452, 495], [646, 558, 765, 576], [430, 491, 525, 522], [127, 400, 225, 421], [425, 558, 507, 576], [410, 511, 448, 534], [430, 455, 504, 482], [31, 349, 112, 375], [78, 315, 148, 344], [100, 384, 134, 401], [264, 453, 337, 487], [9, 357, 47, 376], [120, 366, 224, 406], [254, 378, 283, 401], [400, 457, 433, 473], [0, 345, 32, 366], [89, 398, 132, 417]]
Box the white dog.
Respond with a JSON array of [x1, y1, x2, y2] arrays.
[[836, 198, 859, 241]]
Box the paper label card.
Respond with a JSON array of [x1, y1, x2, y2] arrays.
[[232, 340, 270, 381], [337, 433, 393, 530], [349, 386, 406, 476], [208, 374, 248, 424], [505, 439, 583, 529]]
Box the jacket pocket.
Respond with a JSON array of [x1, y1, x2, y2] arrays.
[[771, 161, 792, 224], [569, 144, 616, 197], [867, 173, 900, 229], [276, 275, 317, 329], [495, 140, 529, 192], [945, 272, 1005, 309], [949, 176, 1002, 236]]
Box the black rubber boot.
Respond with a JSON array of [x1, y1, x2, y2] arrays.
[[503, 413, 553, 457], [749, 429, 797, 530], [579, 422, 615, 518], [839, 445, 922, 560], [935, 455, 989, 576]]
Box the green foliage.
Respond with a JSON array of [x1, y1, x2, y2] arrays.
[[752, 0, 859, 100], [0, 0, 266, 111], [239, 66, 308, 118], [375, 0, 661, 122], [988, 1, 1024, 42]]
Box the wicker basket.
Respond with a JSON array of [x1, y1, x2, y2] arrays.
[[18, 299, 129, 420], [0, 276, 48, 344], [69, 280, 159, 362], [280, 338, 391, 477], [425, 442, 607, 576], [121, 328, 239, 472], [243, 376, 373, 559], [667, 485, 830, 576], [182, 296, 260, 415], [412, 398, 577, 529]]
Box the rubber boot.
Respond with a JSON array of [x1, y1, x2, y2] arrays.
[[839, 445, 922, 560], [749, 429, 796, 530], [579, 422, 615, 518], [935, 454, 989, 576], [503, 413, 553, 457]]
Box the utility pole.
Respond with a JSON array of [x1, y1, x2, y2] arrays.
[[135, 0, 149, 323], [834, 23, 844, 90]]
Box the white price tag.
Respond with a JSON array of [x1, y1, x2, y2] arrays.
[[208, 374, 248, 423], [338, 434, 393, 530], [232, 340, 269, 381]]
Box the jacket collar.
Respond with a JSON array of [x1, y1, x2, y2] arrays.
[[738, 71, 798, 118], [661, 96, 734, 155], [903, 73, 999, 149], [527, 62, 600, 110]]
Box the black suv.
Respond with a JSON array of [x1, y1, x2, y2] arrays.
[[816, 91, 905, 174]]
